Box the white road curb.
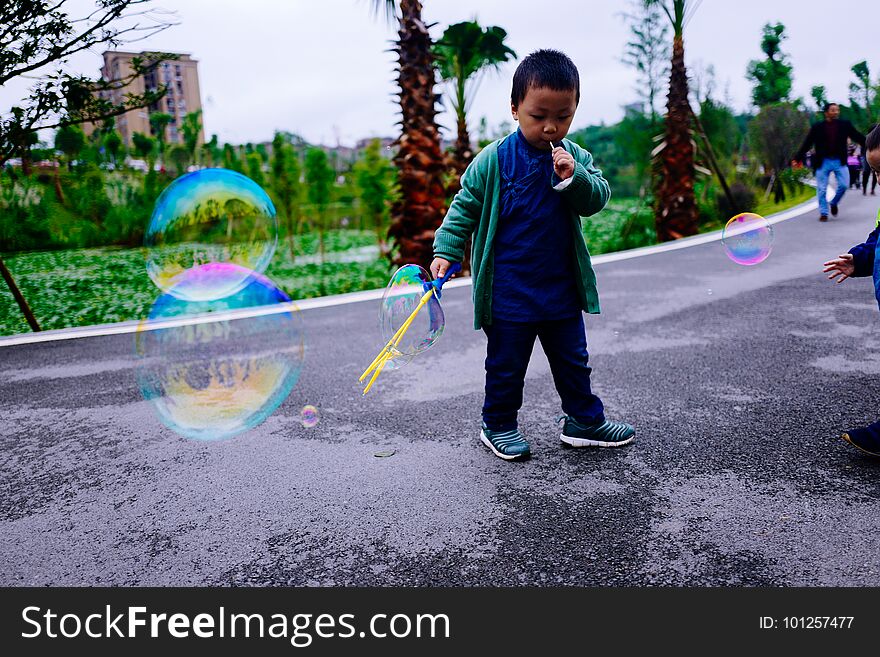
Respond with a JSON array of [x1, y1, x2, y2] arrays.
[[0, 199, 818, 348]]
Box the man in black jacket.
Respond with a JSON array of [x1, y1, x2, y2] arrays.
[[794, 103, 866, 221]]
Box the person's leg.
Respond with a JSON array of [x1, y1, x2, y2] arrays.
[[829, 160, 849, 209], [537, 315, 605, 424], [815, 159, 831, 216], [873, 171, 878, 194], [482, 318, 538, 431], [863, 162, 871, 194]]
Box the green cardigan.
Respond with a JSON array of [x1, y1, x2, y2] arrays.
[[432, 135, 611, 329]]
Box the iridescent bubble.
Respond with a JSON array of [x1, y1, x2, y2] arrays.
[[301, 405, 319, 428], [722, 212, 773, 266], [144, 168, 278, 301], [378, 264, 445, 370], [135, 263, 303, 441]]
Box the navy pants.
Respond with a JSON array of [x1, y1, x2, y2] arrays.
[[482, 315, 605, 431]]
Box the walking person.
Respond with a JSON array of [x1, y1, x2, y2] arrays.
[[793, 103, 866, 221]]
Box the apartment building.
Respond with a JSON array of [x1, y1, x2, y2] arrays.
[[85, 50, 204, 147]]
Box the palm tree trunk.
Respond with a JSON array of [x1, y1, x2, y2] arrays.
[[655, 35, 698, 241], [386, 0, 448, 271]]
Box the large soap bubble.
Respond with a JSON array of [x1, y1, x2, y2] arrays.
[[378, 264, 445, 370], [144, 168, 278, 301], [135, 263, 303, 441]]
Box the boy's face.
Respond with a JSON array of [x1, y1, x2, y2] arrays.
[[512, 86, 578, 151], [868, 149, 880, 177]]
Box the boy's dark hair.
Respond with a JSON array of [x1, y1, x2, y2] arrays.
[[823, 102, 838, 112], [511, 49, 580, 108], [866, 124, 880, 152]]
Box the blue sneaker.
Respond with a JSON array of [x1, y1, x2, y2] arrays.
[[841, 423, 880, 457], [480, 424, 530, 461], [559, 415, 635, 448]]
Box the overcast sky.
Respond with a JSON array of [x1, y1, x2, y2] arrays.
[[3, 0, 878, 146]]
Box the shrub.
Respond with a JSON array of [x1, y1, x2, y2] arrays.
[[716, 182, 757, 217]]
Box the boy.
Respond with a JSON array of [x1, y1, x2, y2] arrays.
[[822, 124, 880, 456], [430, 49, 634, 461]]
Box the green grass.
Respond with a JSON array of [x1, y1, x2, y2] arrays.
[[697, 184, 816, 234], [0, 187, 822, 337], [583, 197, 656, 255], [752, 184, 816, 218], [0, 230, 391, 336]]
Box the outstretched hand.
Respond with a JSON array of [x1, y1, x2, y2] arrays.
[[823, 253, 855, 283]]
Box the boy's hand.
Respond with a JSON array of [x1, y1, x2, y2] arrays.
[[822, 253, 855, 283], [430, 257, 453, 280], [552, 146, 575, 180]]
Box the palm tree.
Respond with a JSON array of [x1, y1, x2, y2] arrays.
[[371, 0, 448, 270], [648, 0, 700, 241], [433, 21, 516, 188]]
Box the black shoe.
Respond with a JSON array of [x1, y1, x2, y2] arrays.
[[559, 416, 635, 448], [480, 424, 531, 461], [830, 203, 838, 216], [819, 214, 828, 222], [841, 426, 880, 457]]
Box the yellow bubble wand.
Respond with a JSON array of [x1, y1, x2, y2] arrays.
[[359, 263, 460, 394]]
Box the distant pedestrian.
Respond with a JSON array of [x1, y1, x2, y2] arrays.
[[822, 124, 880, 456], [794, 103, 866, 221], [864, 123, 878, 196], [847, 142, 861, 189]]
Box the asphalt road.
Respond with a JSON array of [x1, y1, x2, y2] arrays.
[[2, 190, 880, 586]]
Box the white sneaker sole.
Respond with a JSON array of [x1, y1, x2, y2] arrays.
[[480, 430, 528, 460], [560, 433, 635, 448]]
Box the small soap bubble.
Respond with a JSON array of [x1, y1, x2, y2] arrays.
[[301, 405, 320, 428]]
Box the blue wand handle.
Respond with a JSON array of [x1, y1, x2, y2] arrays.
[[430, 262, 461, 299]]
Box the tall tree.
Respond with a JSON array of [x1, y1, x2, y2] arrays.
[[305, 147, 334, 294], [432, 21, 516, 184], [246, 151, 264, 187], [354, 139, 396, 255], [132, 131, 155, 162], [0, 0, 176, 333], [181, 109, 203, 165], [746, 23, 793, 107], [749, 102, 809, 202], [648, 0, 700, 241], [849, 61, 876, 130], [55, 125, 85, 170], [201, 134, 221, 167], [168, 144, 189, 177], [104, 129, 124, 165], [148, 112, 172, 163], [370, 0, 448, 270], [811, 85, 828, 114], [621, 0, 670, 124], [271, 132, 302, 262], [222, 143, 243, 174]]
